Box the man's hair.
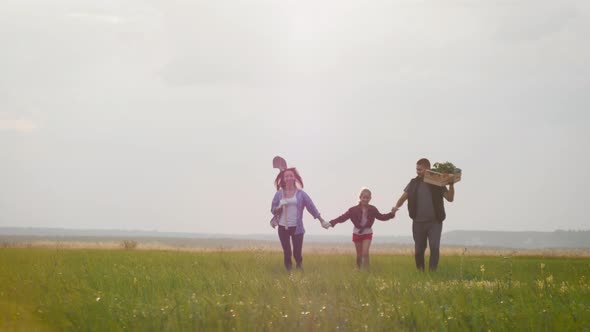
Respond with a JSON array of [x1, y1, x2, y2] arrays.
[[416, 158, 431, 168]]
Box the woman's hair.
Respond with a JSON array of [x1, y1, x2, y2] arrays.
[[274, 167, 304, 190], [358, 187, 372, 202]]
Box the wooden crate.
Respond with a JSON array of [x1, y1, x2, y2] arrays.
[[424, 170, 461, 186]]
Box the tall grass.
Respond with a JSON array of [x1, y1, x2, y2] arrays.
[[1, 248, 589, 331]]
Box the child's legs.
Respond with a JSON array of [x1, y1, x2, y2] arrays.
[[354, 241, 363, 268], [361, 239, 372, 268]]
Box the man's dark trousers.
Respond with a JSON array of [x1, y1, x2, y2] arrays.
[[412, 221, 442, 271]]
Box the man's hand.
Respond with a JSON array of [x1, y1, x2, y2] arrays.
[[444, 182, 455, 202], [321, 220, 332, 229]]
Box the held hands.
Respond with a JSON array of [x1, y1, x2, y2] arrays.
[[319, 217, 332, 229]]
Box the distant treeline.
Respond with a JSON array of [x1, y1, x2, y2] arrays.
[[0, 228, 588, 249], [440, 230, 590, 249]]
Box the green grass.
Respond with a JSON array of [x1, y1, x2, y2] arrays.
[[1, 248, 589, 331]]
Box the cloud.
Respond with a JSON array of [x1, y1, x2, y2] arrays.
[[0, 119, 37, 133], [67, 12, 125, 24], [492, 2, 579, 43], [157, 56, 264, 87]]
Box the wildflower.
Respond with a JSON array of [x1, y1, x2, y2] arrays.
[[96, 297, 101, 302], [559, 282, 569, 294], [546, 275, 554, 285]]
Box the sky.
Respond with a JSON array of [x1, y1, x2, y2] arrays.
[[1, 0, 589, 236]]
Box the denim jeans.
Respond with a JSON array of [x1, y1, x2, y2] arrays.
[[278, 226, 304, 270], [412, 220, 443, 271]]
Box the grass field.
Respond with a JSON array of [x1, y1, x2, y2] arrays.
[[1, 248, 589, 331]]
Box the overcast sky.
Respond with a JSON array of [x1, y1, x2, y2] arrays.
[[1, 0, 589, 236]]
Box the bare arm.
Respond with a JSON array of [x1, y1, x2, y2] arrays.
[[372, 206, 395, 221], [393, 192, 409, 212], [443, 183, 455, 202]]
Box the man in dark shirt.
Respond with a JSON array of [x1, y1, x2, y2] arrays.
[[392, 158, 455, 271]]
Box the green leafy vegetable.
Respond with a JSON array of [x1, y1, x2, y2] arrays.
[[431, 162, 462, 174]]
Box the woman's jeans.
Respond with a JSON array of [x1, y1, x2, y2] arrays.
[[278, 226, 303, 270]]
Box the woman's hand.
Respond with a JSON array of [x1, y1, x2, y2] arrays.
[[274, 199, 288, 214], [270, 216, 278, 228], [318, 217, 331, 229]]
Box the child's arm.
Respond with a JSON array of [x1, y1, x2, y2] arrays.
[[329, 208, 352, 227], [373, 206, 395, 221]]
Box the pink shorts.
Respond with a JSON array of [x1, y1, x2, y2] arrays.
[[352, 233, 373, 243]]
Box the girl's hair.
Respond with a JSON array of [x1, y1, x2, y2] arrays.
[[274, 168, 304, 190], [358, 187, 372, 201]]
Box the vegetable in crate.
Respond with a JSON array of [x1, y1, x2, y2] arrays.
[[432, 162, 461, 174]]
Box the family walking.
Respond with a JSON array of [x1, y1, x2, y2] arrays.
[[270, 157, 456, 272]]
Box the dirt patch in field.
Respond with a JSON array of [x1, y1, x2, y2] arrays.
[[0, 301, 51, 332]]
